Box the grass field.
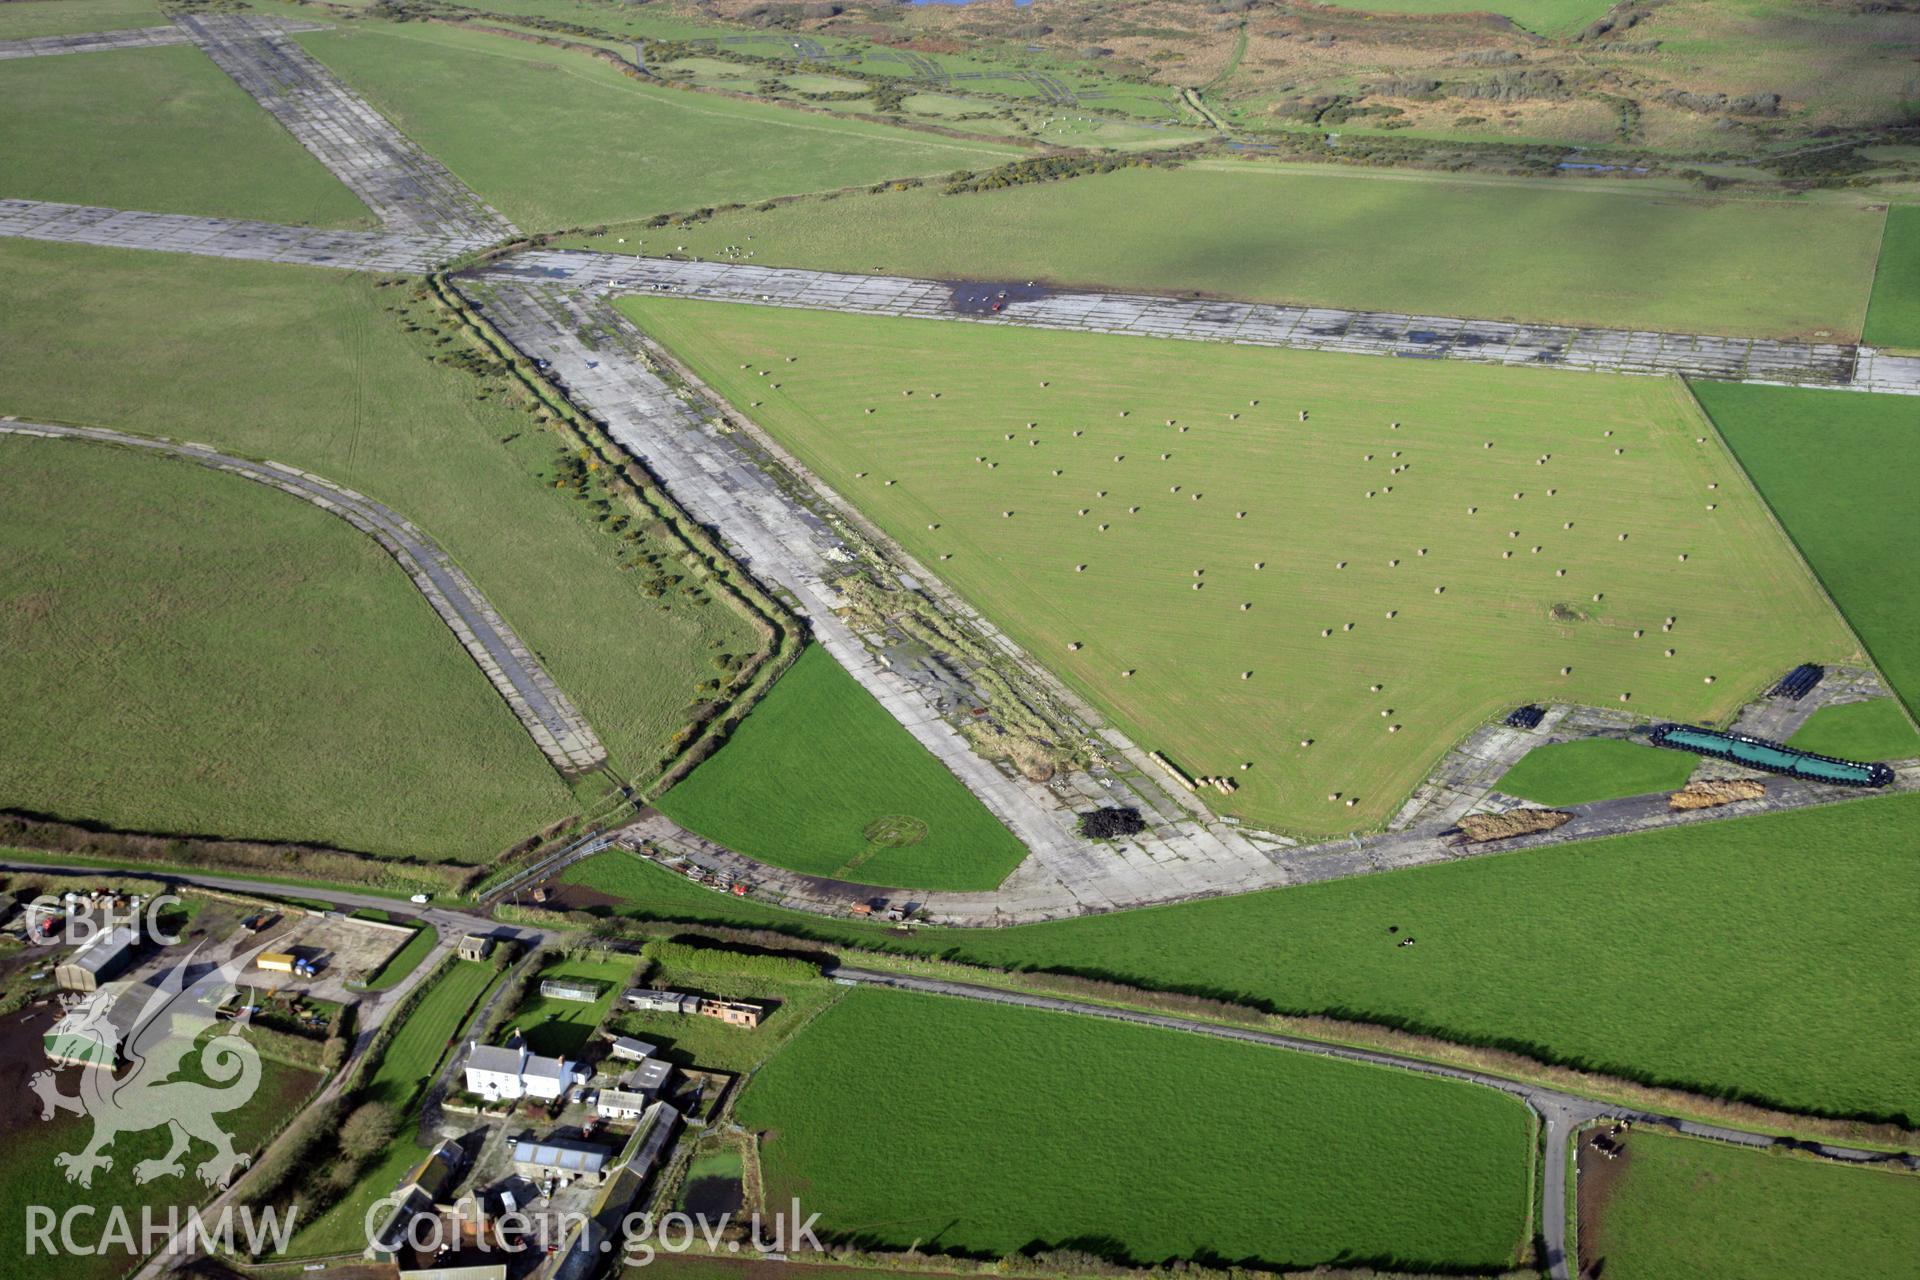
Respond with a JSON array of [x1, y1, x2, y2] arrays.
[[568, 164, 1887, 340], [0, 1028, 317, 1280], [0, 239, 758, 823], [1694, 382, 1920, 718], [1494, 737, 1698, 806], [290, 22, 1018, 232], [1863, 205, 1920, 350], [507, 952, 637, 1056], [1787, 699, 1920, 762], [290, 958, 502, 1255], [737, 987, 1532, 1270], [0, 438, 571, 861], [657, 646, 1025, 890], [0, 0, 161, 38], [1581, 1132, 1920, 1278], [1307, 0, 1609, 35], [0, 44, 370, 226], [619, 299, 1855, 834], [563, 789, 1920, 1122]]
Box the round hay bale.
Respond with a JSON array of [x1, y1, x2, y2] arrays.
[[1006, 433, 1016, 440], [1193, 582, 1203, 590], [1099, 490, 1109, 497], [1564, 521, 1574, 529], [1388, 724, 1401, 733], [1615, 448, 1625, 455], [1337, 561, 1348, 569], [1604, 430, 1613, 437], [855, 471, 868, 478], [1389, 558, 1400, 567], [1237, 511, 1247, 519], [1468, 506, 1478, 514], [1364, 453, 1374, 461], [1302, 739, 1314, 747], [1053, 469, 1063, 476], [1503, 551, 1513, 559], [1665, 648, 1676, 657], [1561, 666, 1572, 675], [1099, 523, 1110, 531], [1193, 568, 1205, 577], [1619, 692, 1631, 702], [1193, 493, 1203, 501], [885, 479, 896, 487], [1299, 410, 1309, 421], [1255, 561, 1265, 569], [1556, 568, 1566, 577], [1704, 675, 1716, 684], [1511, 530, 1521, 539], [1115, 455, 1125, 462], [1121, 668, 1133, 677], [1068, 641, 1081, 650], [940, 553, 952, 560], [928, 523, 939, 531], [1418, 548, 1428, 556], [1180, 426, 1190, 434], [1241, 671, 1252, 680], [1229, 413, 1240, 421], [1593, 592, 1603, 601], [1078, 508, 1089, 516], [1435, 586, 1445, 594], [1371, 684, 1383, 692], [1548, 488, 1557, 496], [1367, 491, 1377, 499], [1380, 708, 1391, 717], [865, 408, 874, 414], [1485, 441, 1494, 449], [1708, 482, 1719, 490], [1328, 792, 1340, 801], [1118, 411, 1128, 418], [989, 462, 999, 469], [1391, 421, 1400, 428], [1241, 602, 1252, 611], [1346, 796, 1359, 806], [1385, 610, 1398, 619], [1344, 622, 1354, 631], [1533, 546, 1542, 553], [1001, 509, 1012, 517], [1129, 506, 1140, 514], [739, 363, 750, 370], [1171, 485, 1181, 493], [1514, 492, 1524, 500], [1161, 453, 1172, 460], [1322, 628, 1333, 637], [1075, 564, 1087, 573], [1635, 629, 1645, 638], [1707, 503, 1717, 510], [1393, 451, 1402, 459], [1678, 553, 1689, 562]]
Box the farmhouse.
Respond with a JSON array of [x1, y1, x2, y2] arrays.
[[463, 1041, 584, 1101], [55, 925, 136, 992]]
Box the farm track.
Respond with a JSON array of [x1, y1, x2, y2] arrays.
[[0, 420, 606, 774]]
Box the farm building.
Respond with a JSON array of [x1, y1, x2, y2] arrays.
[[608, 1035, 658, 1062], [458, 934, 495, 962], [624, 1058, 674, 1098], [366, 1139, 466, 1261], [699, 998, 764, 1029], [595, 1087, 654, 1121], [55, 926, 135, 992], [623, 988, 696, 1014], [463, 1041, 584, 1102], [511, 1136, 613, 1185], [541, 978, 605, 1003]]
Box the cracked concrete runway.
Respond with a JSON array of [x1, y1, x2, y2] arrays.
[[172, 14, 515, 239], [0, 420, 605, 774], [488, 250, 1920, 396], [0, 198, 489, 271]]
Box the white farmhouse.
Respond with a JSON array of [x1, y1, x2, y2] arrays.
[[463, 1041, 583, 1102]]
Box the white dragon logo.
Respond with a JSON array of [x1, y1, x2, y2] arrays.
[[29, 943, 267, 1189]]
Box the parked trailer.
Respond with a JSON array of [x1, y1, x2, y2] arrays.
[[256, 952, 298, 974]]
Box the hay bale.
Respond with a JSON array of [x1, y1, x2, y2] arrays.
[[1458, 809, 1572, 842], [1669, 779, 1765, 811]]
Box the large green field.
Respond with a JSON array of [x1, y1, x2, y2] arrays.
[[0, 44, 369, 226], [0, 437, 571, 861], [0, 0, 161, 39], [737, 987, 1533, 1270], [0, 239, 758, 821], [570, 164, 1886, 339], [1580, 1132, 1920, 1278], [564, 789, 1920, 1122], [1694, 382, 1920, 717], [619, 298, 1855, 834], [1788, 699, 1920, 762], [1863, 205, 1920, 350], [657, 646, 1026, 891], [1308, 0, 1607, 35], [290, 22, 1018, 233], [289, 958, 501, 1255], [1494, 737, 1698, 806], [0, 1026, 318, 1280]]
